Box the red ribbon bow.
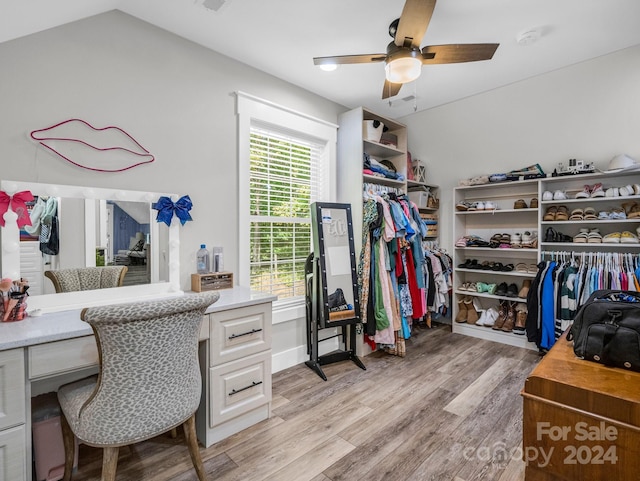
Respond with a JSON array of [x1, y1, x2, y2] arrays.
[[0, 191, 34, 228]]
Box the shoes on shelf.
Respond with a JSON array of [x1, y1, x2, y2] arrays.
[[500, 302, 517, 332], [620, 231, 639, 244], [518, 280, 532, 298], [555, 206, 569, 221], [553, 190, 567, 200], [569, 208, 583, 221], [492, 300, 509, 330], [495, 282, 508, 296], [575, 185, 591, 199], [455, 297, 468, 323], [542, 191, 553, 201], [590, 183, 605, 197], [505, 283, 519, 297], [602, 232, 621, 243], [513, 303, 528, 335], [476, 306, 499, 327], [521, 231, 538, 248], [465, 297, 481, 325], [530, 198, 539, 209], [510, 232, 522, 247], [605, 187, 619, 197], [573, 228, 589, 243], [514, 199, 527, 209], [583, 207, 598, 220], [587, 228, 602, 243], [619, 185, 631, 196]]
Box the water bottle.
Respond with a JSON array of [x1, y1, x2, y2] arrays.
[[213, 246, 224, 272], [196, 244, 210, 274]]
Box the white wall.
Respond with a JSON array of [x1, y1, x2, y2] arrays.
[[0, 10, 347, 371], [402, 45, 640, 252]]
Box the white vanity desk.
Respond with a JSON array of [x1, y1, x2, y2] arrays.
[[0, 286, 275, 481]]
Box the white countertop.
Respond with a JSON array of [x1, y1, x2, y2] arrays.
[[0, 286, 276, 351]]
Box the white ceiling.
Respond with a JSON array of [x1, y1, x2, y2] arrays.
[[3, 0, 640, 118]]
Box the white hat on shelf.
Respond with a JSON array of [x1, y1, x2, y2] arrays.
[[604, 154, 640, 173]]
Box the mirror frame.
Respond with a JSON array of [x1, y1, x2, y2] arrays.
[[310, 202, 360, 328], [1, 180, 182, 313]]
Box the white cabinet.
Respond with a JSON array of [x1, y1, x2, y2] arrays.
[[453, 180, 539, 349], [197, 302, 272, 447], [0, 349, 26, 480]]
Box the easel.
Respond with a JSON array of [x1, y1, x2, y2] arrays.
[[304, 253, 366, 381]]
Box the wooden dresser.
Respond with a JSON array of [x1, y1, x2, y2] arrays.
[[521, 332, 640, 480]]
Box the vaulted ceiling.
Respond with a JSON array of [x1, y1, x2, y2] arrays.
[[3, 0, 640, 118]]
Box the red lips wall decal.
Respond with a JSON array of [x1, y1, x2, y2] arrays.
[[30, 119, 155, 172]]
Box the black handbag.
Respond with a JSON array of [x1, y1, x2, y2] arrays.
[[568, 290, 640, 372]]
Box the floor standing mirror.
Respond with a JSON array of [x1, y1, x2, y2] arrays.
[[305, 202, 366, 380]]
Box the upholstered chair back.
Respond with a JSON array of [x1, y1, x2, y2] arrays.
[[45, 266, 128, 293], [58, 292, 219, 446]]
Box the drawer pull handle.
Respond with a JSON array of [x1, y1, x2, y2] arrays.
[[228, 328, 262, 340], [229, 381, 262, 396]]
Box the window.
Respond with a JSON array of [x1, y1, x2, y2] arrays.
[[237, 92, 336, 306], [249, 127, 324, 299]]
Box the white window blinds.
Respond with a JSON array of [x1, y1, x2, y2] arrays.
[[249, 126, 325, 299]]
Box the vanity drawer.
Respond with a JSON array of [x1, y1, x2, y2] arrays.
[[0, 349, 26, 431], [210, 303, 271, 366], [0, 424, 26, 481], [29, 336, 99, 379], [209, 350, 271, 427]]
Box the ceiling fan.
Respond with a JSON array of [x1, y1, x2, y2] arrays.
[[313, 0, 499, 99]]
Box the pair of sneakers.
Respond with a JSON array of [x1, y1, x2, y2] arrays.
[[476, 306, 499, 327], [542, 190, 568, 201], [476, 282, 497, 294]]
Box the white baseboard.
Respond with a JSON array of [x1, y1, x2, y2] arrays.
[[271, 338, 340, 373]]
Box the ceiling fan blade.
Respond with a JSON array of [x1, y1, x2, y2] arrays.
[[314, 54, 386, 66], [382, 80, 403, 99], [395, 0, 437, 48], [421, 43, 499, 64]]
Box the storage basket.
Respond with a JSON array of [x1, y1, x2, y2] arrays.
[[362, 120, 384, 142]]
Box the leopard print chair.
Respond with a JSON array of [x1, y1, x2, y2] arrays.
[[45, 266, 128, 293], [57, 292, 220, 481]]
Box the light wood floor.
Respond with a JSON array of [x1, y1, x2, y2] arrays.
[[68, 323, 542, 481]]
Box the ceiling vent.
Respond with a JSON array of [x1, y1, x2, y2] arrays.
[[202, 0, 227, 12]]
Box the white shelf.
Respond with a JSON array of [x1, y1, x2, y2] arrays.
[[541, 219, 640, 225], [455, 208, 538, 215], [540, 194, 640, 205], [454, 289, 527, 302], [362, 174, 405, 188], [455, 247, 539, 256], [451, 322, 538, 350], [363, 139, 404, 158], [455, 268, 537, 277], [540, 242, 640, 248]]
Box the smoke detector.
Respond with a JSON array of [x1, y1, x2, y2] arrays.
[[516, 28, 541, 46]]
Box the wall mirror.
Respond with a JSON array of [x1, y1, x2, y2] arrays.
[[0, 180, 181, 312], [310, 202, 360, 328]]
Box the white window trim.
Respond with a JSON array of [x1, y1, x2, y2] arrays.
[[236, 91, 337, 319]]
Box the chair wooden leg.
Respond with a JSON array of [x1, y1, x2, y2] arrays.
[[60, 414, 76, 481], [101, 446, 119, 481], [183, 414, 206, 481]]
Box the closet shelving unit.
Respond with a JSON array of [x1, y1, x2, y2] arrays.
[[453, 179, 540, 349], [539, 170, 640, 255], [453, 168, 640, 349], [337, 107, 409, 250], [407, 180, 440, 240], [337, 106, 444, 348]]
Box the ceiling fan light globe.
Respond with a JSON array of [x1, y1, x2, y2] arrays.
[[385, 56, 421, 83], [318, 63, 339, 72]]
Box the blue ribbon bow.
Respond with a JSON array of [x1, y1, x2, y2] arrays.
[[152, 195, 193, 226]]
